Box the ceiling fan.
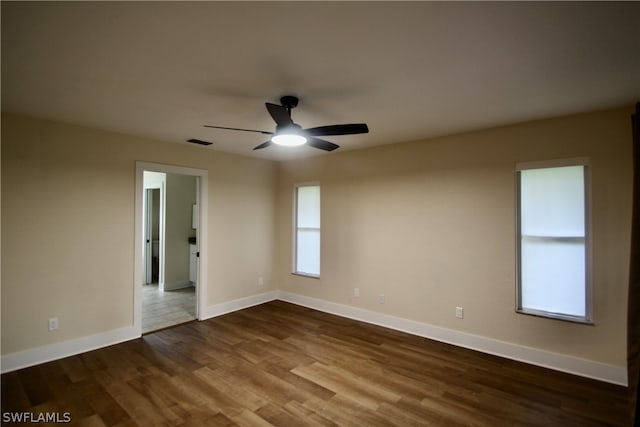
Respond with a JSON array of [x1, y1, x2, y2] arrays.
[[204, 95, 369, 151]]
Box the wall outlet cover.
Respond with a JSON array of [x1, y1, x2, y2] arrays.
[[48, 317, 59, 331]]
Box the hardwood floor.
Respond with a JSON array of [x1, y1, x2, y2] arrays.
[[2, 301, 630, 426]]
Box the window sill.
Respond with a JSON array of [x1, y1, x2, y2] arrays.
[[517, 308, 593, 325], [292, 272, 320, 279]]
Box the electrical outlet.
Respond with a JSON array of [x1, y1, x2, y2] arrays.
[[456, 307, 464, 319], [354, 288, 360, 297], [379, 294, 385, 304], [48, 317, 59, 331], [258, 276, 265, 287]]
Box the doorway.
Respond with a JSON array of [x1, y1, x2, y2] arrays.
[[144, 187, 161, 285], [134, 162, 208, 335]]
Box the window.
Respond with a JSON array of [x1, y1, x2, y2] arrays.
[[294, 184, 320, 277], [516, 159, 591, 323]]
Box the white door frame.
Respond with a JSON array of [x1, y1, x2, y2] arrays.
[[134, 161, 208, 335]]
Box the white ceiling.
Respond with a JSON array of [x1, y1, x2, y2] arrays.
[[2, 2, 639, 161]]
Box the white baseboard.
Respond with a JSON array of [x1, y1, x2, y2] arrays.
[[0, 292, 280, 374], [200, 290, 279, 320], [277, 291, 628, 386], [2, 290, 628, 387], [1, 326, 139, 374]]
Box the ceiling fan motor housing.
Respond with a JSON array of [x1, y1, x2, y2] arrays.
[[280, 95, 299, 109]]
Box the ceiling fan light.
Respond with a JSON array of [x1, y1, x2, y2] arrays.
[[271, 133, 307, 146]]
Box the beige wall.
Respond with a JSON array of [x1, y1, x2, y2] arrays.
[[1, 106, 633, 370], [276, 106, 633, 367], [1, 113, 277, 354]]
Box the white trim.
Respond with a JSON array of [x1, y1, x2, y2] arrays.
[[1, 326, 138, 374], [200, 291, 279, 320], [515, 156, 590, 171], [141, 173, 166, 289], [0, 291, 277, 374], [143, 188, 151, 284], [277, 291, 628, 386], [135, 165, 144, 332], [1, 291, 627, 385], [159, 180, 166, 290], [197, 174, 209, 320]]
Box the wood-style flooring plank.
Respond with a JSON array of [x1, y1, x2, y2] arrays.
[[193, 366, 269, 413], [1, 300, 630, 426]]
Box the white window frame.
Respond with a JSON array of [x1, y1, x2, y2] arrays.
[[515, 157, 593, 323], [293, 183, 321, 278]]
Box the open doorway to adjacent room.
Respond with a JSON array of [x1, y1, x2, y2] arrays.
[[135, 163, 208, 334]]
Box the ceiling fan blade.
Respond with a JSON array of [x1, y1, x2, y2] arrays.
[[204, 125, 272, 135], [307, 137, 340, 152], [265, 102, 293, 126], [304, 123, 369, 136], [253, 141, 273, 150]]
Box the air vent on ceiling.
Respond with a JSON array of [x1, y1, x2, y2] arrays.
[[187, 138, 213, 146]]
